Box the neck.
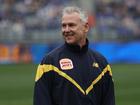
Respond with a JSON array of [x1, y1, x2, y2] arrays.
[[65, 38, 89, 54], [78, 38, 86, 48]]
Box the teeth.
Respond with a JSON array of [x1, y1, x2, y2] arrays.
[[66, 32, 74, 36], [66, 35, 73, 37]]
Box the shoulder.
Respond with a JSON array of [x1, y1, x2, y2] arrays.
[[89, 48, 109, 69], [48, 44, 65, 56], [40, 44, 65, 65]]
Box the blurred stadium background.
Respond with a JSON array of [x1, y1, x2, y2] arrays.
[[0, 0, 140, 105]]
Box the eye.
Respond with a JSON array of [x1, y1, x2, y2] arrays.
[[62, 24, 66, 28], [68, 23, 76, 27]]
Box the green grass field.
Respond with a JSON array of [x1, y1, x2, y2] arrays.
[[0, 64, 140, 105]]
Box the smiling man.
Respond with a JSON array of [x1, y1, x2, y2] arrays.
[[62, 9, 88, 47], [34, 6, 115, 105]]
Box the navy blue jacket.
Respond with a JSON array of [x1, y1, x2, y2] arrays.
[[34, 40, 115, 105]]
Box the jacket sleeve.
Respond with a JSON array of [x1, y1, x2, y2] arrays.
[[33, 55, 54, 105]]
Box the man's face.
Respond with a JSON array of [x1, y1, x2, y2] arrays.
[[61, 12, 89, 45]]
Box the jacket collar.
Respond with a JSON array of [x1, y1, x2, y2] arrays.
[[65, 39, 89, 54]]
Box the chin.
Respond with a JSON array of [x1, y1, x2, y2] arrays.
[[66, 40, 75, 45]]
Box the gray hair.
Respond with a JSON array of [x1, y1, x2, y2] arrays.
[[62, 6, 88, 23]]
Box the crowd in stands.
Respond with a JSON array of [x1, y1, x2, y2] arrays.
[[0, 0, 71, 42], [95, 0, 140, 41], [0, 0, 139, 42]]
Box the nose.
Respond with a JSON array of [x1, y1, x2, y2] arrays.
[[64, 25, 70, 32]]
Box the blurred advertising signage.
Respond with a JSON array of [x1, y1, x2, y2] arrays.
[[0, 44, 32, 64]]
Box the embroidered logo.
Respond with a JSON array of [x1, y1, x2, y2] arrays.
[[92, 62, 99, 68], [59, 58, 73, 70]]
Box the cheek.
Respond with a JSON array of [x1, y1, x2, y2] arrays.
[[72, 27, 81, 34], [77, 26, 84, 31], [62, 28, 65, 32], [78, 28, 84, 34]]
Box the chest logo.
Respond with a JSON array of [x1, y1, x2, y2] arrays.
[[92, 62, 99, 68], [59, 58, 73, 70]]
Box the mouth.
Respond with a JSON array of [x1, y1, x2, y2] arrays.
[[63, 32, 74, 37]]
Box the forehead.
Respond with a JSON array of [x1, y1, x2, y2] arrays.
[[62, 12, 81, 23]]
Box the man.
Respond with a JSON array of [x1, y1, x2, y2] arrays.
[[34, 6, 115, 105]]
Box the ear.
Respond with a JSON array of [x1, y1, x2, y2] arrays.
[[84, 22, 89, 33]]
